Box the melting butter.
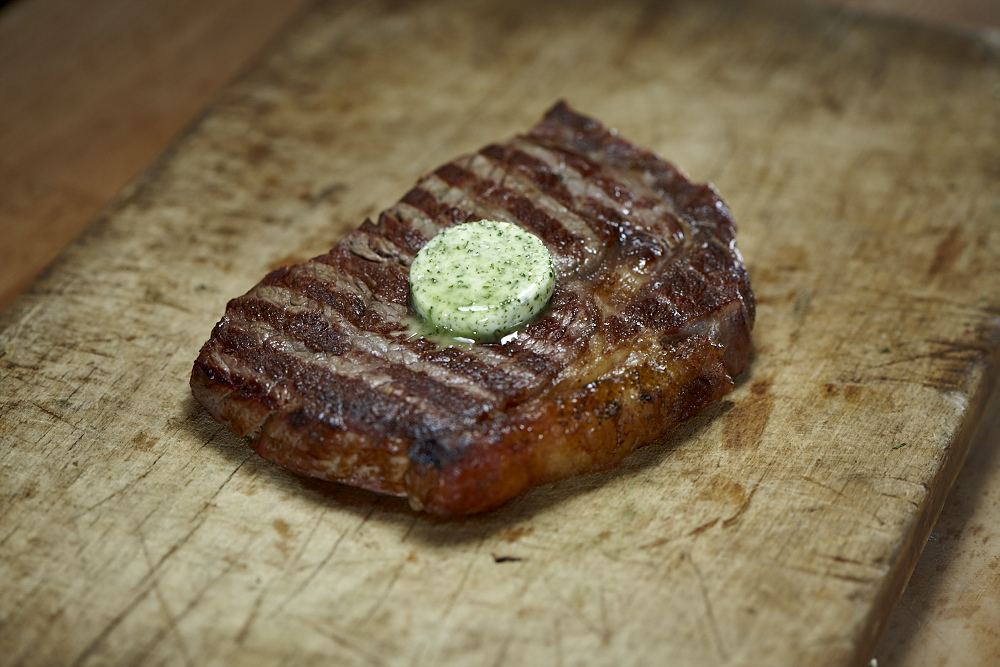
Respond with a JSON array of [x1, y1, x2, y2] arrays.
[[408, 220, 555, 343]]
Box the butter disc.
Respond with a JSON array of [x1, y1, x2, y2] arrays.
[[409, 220, 555, 342]]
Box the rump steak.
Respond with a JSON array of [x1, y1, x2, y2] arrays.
[[191, 102, 755, 515]]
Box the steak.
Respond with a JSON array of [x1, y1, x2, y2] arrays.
[[191, 102, 755, 515]]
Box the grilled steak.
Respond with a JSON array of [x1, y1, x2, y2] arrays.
[[191, 102, 755, 515]]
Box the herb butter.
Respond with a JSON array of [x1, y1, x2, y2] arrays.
[[409, 220, 555, 342]]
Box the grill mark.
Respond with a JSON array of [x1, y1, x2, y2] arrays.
[[507, 287, 600, 370], [652, 175, 735, 243], [371, 211, 430, 256], [408, 341, 548, 402], [434, 162, 475, 189], [210, 322, 494, 439], [434, 159, 581, 259], [401, 187, 441, 217], [511, 140, 686, 252], [476, 143, 671, 328], [236, 281, 556, 408], [407, 331, 567, 387], [396, 156, 632, 355], [591, 139, 734, 247], [492, 146, 576, 209], [228, 295, 350, 355], [399, 172, 593, 281], [197, 340, 283, 413], [523, 109, 705, 233], [623, 243, 746, 331], [257, 262, 568, 400], [529, 103, 663, 174], [524, 138, 663, 214], [542, 142, 602, 178], [286, 263, 408, 334], [385, 201, 444, 241], [345, 214, 427, 265], [528, 102, 607, 154], [261, 266, 370, 327], [314, 249, 411, 307], [400, 187, 479, 228], [260, 265, 399, 333], [576, 199, 630, 246], [405, 325, 563, 394], [415, 167, 487, 212], [470, 151, 612, 269], [647, 271, 707, 331]]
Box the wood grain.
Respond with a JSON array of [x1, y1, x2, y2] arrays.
[[878, 386, 1000, 665], [0, 0, 309, 309], [1, 0, 999, 665]]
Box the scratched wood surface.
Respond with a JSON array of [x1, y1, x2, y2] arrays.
[[2, 0, 999, 665], [877, 385, 1000, 665]]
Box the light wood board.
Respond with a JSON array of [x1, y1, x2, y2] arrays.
[[2, 1, 999, 665]]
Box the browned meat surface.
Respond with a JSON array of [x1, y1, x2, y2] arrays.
[[191, 102, 755, 515]]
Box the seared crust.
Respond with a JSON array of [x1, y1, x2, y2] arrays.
[[191, 102, 755, 514]]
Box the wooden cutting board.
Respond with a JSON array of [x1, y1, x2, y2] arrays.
[[2, 0, 998, 664]]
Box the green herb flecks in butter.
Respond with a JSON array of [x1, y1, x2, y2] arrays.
[[409, 220, 555, 343]]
